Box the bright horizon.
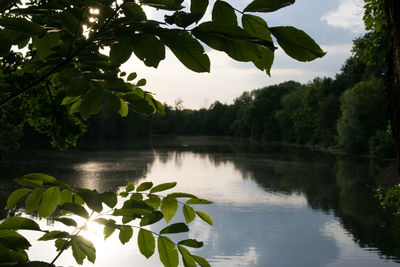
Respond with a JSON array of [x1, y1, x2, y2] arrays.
[[121, 0, 365, 110]]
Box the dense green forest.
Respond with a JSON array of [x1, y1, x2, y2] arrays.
[[75, 30, 393, 158], [0, 4, 393, 158]]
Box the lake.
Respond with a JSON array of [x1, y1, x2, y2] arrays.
[[1, 136, 400, 267]]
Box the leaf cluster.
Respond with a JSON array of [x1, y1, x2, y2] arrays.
[[0, 0, 324, 122], [1, 173, 213, 267]]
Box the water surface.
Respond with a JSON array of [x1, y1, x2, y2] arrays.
[[1, 136, 399, 266]]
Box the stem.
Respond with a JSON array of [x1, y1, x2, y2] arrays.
[[50, 211, 95, 265]]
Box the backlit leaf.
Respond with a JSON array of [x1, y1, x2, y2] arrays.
[[178, 239, 203, 248], [38, 231, 70, 241], [25, 187, 43, 213], [110, 39, 132, 66], [137, 181, 153, 192], [150, 182, 177, 193], [99, 191, 117, 208], [157, 30, 210, 73], [119, 225, 133, 244], [160, 223, 189, 235], [0, 230, 31, 251], [76, 188, 103, 213], [79, 86, 104, 120], [0, 217, 41, 231], [138, 228, 155, 258], [192, 254, 211, 267], [161, 197, 178, 223], [178, 246, 197, 267], [145, 195, 161, 210], [183, 205, 195, 224], [269, 26, 326, 62], [140, 211, 164, 226], [158, 236, 179, 267], [55, 217, 77, 227], [195, 211, 213, 225], [212, 0, 237, 26], [244, 0, 295, 12], [186, 198, 213, 205], [0, 17, 43, 35], [38, 186, 60, 218], [7, 188, 32, 211], [60, 203, 89, 219]]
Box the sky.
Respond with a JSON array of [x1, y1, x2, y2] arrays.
[[121, 0, 366, 109]]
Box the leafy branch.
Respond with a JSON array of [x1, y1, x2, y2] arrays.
[[1, 173, 213, 266]]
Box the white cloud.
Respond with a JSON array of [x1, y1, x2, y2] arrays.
[[321, 0, 365, 34]]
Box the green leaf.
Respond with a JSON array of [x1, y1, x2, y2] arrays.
[[7, 188, 32, 211], [127, 72, 137, 81], [126, 183, 135, 192], [104, 225, 116, 240], [130, 34, 165, 68], [32, 32, 60, 60], [137, 181, 153, 192], [122, 90, 155, 115], [192, 254, 211, 267], [138, 228, 155, 258], [0, 33, 11, 56], [79, 86, 104, 120], [123, 2, 147, 19], [244, 0, 295, 12], [38, 231, 70, 241], [183, 205, 196, 224], [74, 236, 96, 264], [0, 217, 41, 231], [0, 230, 31, 251], [178, 245, 197, 267], [145, 195, 161, 210], [190, 0, 209, 22], [20, 173, 61, 186], [160, 223, 189, 235], [242, 14, 272, 42], [110, 39, 132, 66], [76, 188, 103, 213], [25, 187, 43, 213], [0, 17, 43, 35], [136, 78, 146, 87], [161, 197, 178, 223], [54, 217, 77, 227], [167, 192, 197, 199], [157, 30, 210, 73], [178, 239, 203, 248], [99, 191, 118, 208], [59, 189, 73, 205], [55, 238, 69, 251], [140, 0, 184, 11], [103, 92, 121, 116], [195, 211, 213, 225], [15, 177, 43, 187], [119, 99, 129, 117], [38, 186, 60, 218], [165, 11, 201, 28], [60, 203, 89, 219], [158, 236, 179, 267], [269, 26, 326, 62], [212, 1, 237, 26], [150, 182, 177, 193], [0, 248, 28, 264], [186, 198, 213, 204], [119, 225, 133, 244], [71, 239, 86, 265], [140, 211, 164, 226]]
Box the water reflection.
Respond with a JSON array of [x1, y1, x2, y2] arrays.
[[0, 137, 399, 266]]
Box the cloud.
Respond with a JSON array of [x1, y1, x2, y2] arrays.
[[321, 0, 365, 34]]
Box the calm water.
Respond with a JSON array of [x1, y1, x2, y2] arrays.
[[1, 136, 400, 267]]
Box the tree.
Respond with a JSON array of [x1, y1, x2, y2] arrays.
[[382, 0, 400, 174], [0, 0, 326, 266], [337, 77, 387, 153]]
